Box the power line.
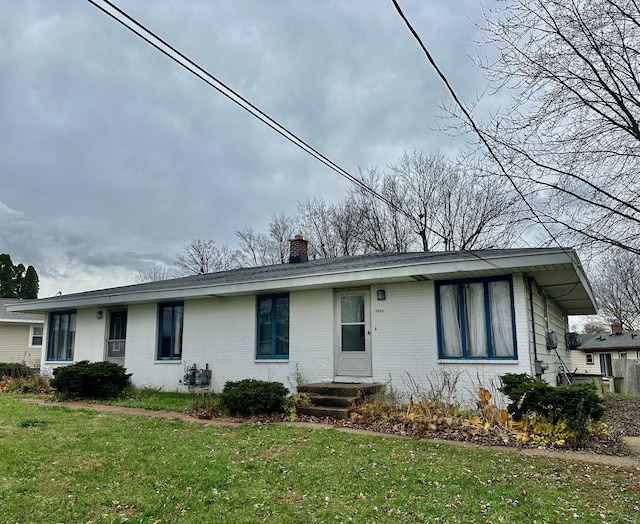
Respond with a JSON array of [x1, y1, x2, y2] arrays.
[[87, 0, 522, 273], [88, 0, 555, 275], [390, 0, 570, 256], [87, 0, 420, 228]]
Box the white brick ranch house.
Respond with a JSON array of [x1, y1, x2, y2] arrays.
[[6, 242, 596, 404]]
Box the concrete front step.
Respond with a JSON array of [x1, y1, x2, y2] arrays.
[[298, 405, 351, 420], [297, 382, 385, 420], [298, 382, 385, 398], [310, 395, 359, 408]]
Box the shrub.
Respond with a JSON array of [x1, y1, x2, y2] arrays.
[[285, 392, 311, 420], [51, 360, 131, 399], [0, 362, 33, 379], [221, 379, 288, 416], [0, 375, 52, 395], [500, 373, 605, 445]]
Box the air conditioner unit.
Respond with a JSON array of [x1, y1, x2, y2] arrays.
[[566, 332, 582, 350]]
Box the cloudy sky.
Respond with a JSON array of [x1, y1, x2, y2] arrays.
[[1, 1, 498, 298]]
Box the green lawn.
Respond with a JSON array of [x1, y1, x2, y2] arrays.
[[0, 396, 638, 523]]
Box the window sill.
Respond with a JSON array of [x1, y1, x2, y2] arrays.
[[254, 359, 289, 363], [437, 358, 519, 364], [154, 359, 182, 364]]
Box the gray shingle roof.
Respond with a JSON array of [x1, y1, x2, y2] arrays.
[[31, 248, 564, 300], [4, 248, 597, 315], [578, 332, 640, 351], [0, 299, 44, 322]]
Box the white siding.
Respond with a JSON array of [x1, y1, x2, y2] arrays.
[[369, 278, 529, 404], [48, 273, 551, 405], [525, 279, 572, 385], [74, 308, 107, 361], [121, 291, 336, 392]]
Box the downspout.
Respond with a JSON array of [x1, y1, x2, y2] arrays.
[[528, 278, 539, 376]]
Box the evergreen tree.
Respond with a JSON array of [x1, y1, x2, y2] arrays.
[[13, 263, 25, 297], [0, 254, 16, 298], [0, 255, 39, 299], [21, 266, 39, 299]]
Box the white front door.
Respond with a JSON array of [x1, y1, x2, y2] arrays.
[[335, 290, 372, 377]]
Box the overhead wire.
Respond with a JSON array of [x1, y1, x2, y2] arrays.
[[87, 0, 577, 276], [87, 0, 423, 230], [390, 0, 573, 257]]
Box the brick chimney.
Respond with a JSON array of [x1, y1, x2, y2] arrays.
[[611, 321, 623, 335], [289, 235, 308, 264]]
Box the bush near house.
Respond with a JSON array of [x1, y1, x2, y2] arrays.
[[500, 373, 605, 446], [0, 362, 33, 379], [51, 360, 131, 399], [220, 379, 288, 416]]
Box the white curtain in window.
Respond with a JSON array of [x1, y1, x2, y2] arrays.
[[465, 282, 487, 356], [489, 281, 514, 357], [440, 285, 462, 357]]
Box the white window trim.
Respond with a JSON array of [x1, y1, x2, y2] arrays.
[[29, 324, 44, 348]]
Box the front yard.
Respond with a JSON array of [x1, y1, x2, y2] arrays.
[[1, 395, 639, 523]]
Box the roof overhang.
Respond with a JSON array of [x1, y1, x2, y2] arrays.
[[6, 249, 597, 316]]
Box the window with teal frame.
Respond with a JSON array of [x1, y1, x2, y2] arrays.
[[157, 302, 184, 360], [436, 277, 517, 359], [256, 294, 289, 359]]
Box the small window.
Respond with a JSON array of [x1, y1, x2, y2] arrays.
[[586, 352, 594, 365], [619, 351, 627, 359], [436, 277, 517, 359], [256, 294, 289, 359], [30, 325, 43, 347], [157, 303, 184, 360], [47, 311, 76, 361]]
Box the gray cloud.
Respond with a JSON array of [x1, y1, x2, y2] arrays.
[[0, 0, 494, 297]]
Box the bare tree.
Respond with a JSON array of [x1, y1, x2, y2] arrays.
[[268, 213, 298, 263], [351, 166, 416, 253], [236, 214, 298, 267], [580, 319, 610, 334], [176, 239, 241, 275], [135, 264, 173, 283], [590, 249, 640, 330], [354, 151, 524, 252], [467, 0, 640, 254], [235, 227, 277, 267], [298, 196, 366, 258]]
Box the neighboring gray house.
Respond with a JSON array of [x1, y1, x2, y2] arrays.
[[0, 298, 44, 368], [6, 242, 596, 404], [571, 323, 640, 377]]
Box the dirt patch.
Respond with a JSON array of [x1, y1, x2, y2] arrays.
[[21, 398, 242, 427], [604, 396, 640, 437]]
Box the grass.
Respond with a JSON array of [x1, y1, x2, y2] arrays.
[[86, 386, 198, 412], [0, 396, 639, 523]]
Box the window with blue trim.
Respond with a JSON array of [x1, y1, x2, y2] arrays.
[[47, 311, 76, 361], [157, 302, 183, 360], [257, 294, 289, 359], [436, 277, 517, 359]]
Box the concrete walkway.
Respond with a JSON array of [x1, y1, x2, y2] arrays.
[[625, 436, 640, 454]]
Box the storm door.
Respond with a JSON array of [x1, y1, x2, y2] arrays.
[[106, 310, 127, 366], [335, 290, 372, 377]]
